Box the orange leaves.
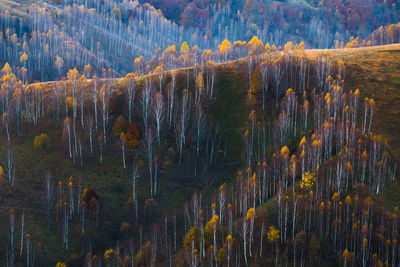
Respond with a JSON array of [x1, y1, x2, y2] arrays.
[[280, 145, 290, 159], [154, 65, 163, 74], [234, 40, 246, 48], [164, 44, 176, 55], [134, 56, 143, 66], [361, 150, 368, 161], [246, 208, 256, 221], [311, 139, 321, 148], [12, 87, 22, 98]]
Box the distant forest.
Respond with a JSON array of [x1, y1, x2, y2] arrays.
[[1, 0, 400, 82]]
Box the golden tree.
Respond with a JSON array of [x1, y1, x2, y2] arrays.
[[34, 133, 50, 149], [267, 225, 280, 266], [219, 39, 232, 61]]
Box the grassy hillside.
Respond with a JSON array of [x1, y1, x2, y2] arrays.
[[0, 44, 399, 266]]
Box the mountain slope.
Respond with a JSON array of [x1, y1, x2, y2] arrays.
[[0, 44, 399, 266]]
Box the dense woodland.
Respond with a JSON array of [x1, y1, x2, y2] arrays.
[[0, 0, 400, 267], [1, 0, 400, 82]]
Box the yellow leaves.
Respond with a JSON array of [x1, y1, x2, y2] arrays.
[[0, 165, 3, 178], [362, 238, 368, 248], [346, 161, 352, 172], [111, 7, 121, 18], [219, 183, 226, 192], [267, 226, 280, 243], [234, 40, 246, 49], [244, 129, 249, 137], [20, 52, 28, 63], [324, 92, 331, 104], [205, 215, 219, 232], [154, 65, 163, 74], [248, 36, 264, 55], [369, 98, 375, 107], [299, 136, 306, 147], [66, 97, 74, 109], [300, 172, 316, 190], [125, 73, 135, 79], [180, 41, 190, 55], [217, 248, 227, 262], [2, 73, 17, 83], [345, 195, 352, 205], [342, 249, 350, 261], [34, 133, 50, 149], [55, 262, 66, 267], [104, 248, 116, 260], [10, 33, 17, 44], [67, 68, 79, 81], [120, 132, 126, 142], [250, 172, 257, 187], [219, 39, 232, 55], [246, 208, 256, 221], [184, 226, 200, 251], [286, 88, 294, 96], [265, 42, 271, 53], [388, 24, 395, 35], [1, 63, 12, 75], [195, 72, 204, 91], [284, 41, 294, 52], [331, 192, 339, 201]]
